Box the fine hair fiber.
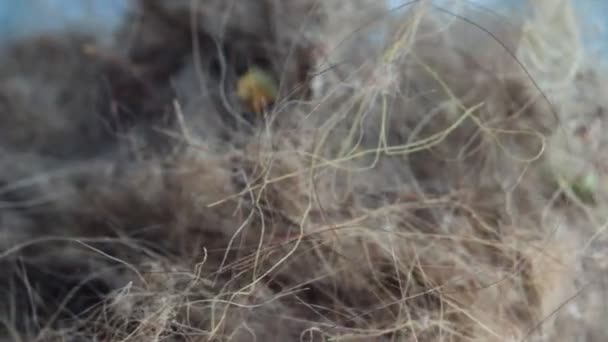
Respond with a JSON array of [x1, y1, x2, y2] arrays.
[[0, 0, 606, 341]]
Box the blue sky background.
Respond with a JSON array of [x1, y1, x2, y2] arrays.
[[387, 0, 608, 58], [0, 0, 605, 57], [0, 0, 129, 42]]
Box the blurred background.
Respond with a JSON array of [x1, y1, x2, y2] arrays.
[[0, 0, 129, 42], [0, 1, 605, 50]]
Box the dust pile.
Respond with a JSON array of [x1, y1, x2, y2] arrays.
[[0, 0, 606, 341]]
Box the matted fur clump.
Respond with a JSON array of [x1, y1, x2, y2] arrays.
[[0, 0, 604, 341]]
